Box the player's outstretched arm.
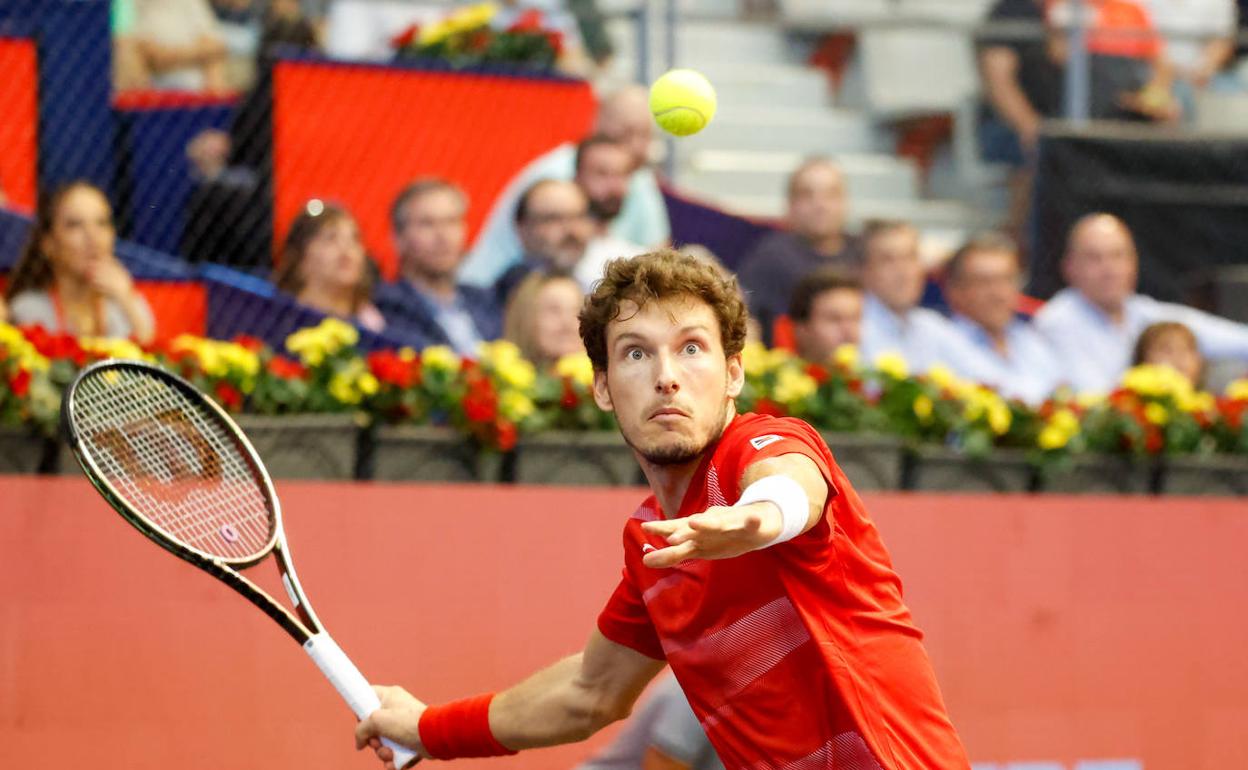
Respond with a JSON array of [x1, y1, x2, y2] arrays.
[[356, 629, 664, 768], [640, 453, 828, 569]]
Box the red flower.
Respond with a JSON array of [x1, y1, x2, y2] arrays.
[[9, 369, 31, 398], [753, 398, 786, 417], [467, 29, 493, 52], [1219, 397, 1248, 430], [267, 356, 308, 380], [542, 30, 564, 57], [233, 335, 265, 352], [805, 363, 829, 385], [367, 351, 421, 388], [847, 378, 864, 395], [560, 379, 578, 409], [391, 23, 420, 49], [507, 8, 544, 33], [1144, 426, 1164, 454], [496, 420, 518, 451], [214, 381, 243, 411]]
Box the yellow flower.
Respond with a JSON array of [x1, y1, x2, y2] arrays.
[[421, 345, 460, 373], [1177, 390, 1215, 415], [741, 341, 769, 377], [874, 351, 909, 380], [1225, 379, 1248, 401], [1076, 391, 1105, 409], [1144, 401, 1170, 426], [1121, 363, 1192, 400], [499, 390, 535, 422], [555, 353, 594, 388], [497, 357, 537, 392], [285, 327, 327, 366], [358, 372, 379, 397], [398, 347, 418, 362], [1038, 423, 1071, 451], [927, 365, 957, 390], [773, 366, 817, 406], [328, 371, 361, 405], [832, 343, 859, 371], [80, 337, 148, 361], [1050, 408, 1079, 436], [912, 394, 934, 422], [319, 318, 359, 349]]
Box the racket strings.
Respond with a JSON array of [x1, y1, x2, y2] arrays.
[[74, 367, 275, 561]]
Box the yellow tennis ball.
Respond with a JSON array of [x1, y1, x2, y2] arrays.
[[649, 69, 717, 137]]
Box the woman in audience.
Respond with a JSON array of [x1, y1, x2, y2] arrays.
[[274, 201, 385, 333], [1132, 321, 1205, 387], [503, 271, 585, 369], [5, 181, 155, 343]]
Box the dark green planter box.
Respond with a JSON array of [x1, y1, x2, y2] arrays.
[[904, 446, 1036, 492], [507, 431, 642, 486], [1037, 455, 1157, 494], [368, 425, 498, 483], [0, 427, 51, 474], [1158, 454, 1248, 496], [820, 432, 904, 491], [235, 414, 361, 481]]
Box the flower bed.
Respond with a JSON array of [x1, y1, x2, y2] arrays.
[[2, 319, 1247, 492]]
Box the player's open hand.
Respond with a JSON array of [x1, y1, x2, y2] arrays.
[[356, 685, 429, 769], [639, 503, 781, 568]]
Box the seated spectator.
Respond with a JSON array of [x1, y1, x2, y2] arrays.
[[859, 220, 999, 382], [5, 182, 155, 343], [1036, 213, 1248, 393], [112, 0, 150, 91], [944, 233, 1064, 404], [575, 675, 724, 770], [375, 179, 501, 355], [502, 271, 585, 370], [1132, 320, 1205, 387], [494, 179, 594, 304], [132, 0, 229, 93], [273, 200, 385, 333], [736, 157, 861, 343], [788, 269, 863, 365], [460, 85, 670, 286], [210, 0, 263, 92], [572, 134, 646, 290]]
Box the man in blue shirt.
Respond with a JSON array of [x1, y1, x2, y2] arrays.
[[944, 233, 1064, 404], [376, 179, 501, 355], [859, 220, 1001, 383], [1035, 213, 1248, 394]]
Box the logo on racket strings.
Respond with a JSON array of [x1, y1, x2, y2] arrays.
[[91, 408, 225, 492]]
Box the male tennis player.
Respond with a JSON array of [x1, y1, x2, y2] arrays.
[[357, 250, 970, 769]]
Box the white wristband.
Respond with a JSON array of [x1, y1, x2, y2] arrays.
[[735, 474, 809, 548]]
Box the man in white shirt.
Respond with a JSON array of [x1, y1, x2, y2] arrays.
[[1035, 212, 1248, 394], [460, 85, 670, 286], [573, 135, 646, 290], [944, 233, 1065, 404], [859, 221, 1001, 382]]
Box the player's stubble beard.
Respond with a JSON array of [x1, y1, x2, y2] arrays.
[[614, 379, 734, 467]]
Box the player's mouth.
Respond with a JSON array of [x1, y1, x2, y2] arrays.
[[649, 406, 689, 422]]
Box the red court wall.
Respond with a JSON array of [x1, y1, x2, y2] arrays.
[[2, 478, 1247, 770], [0, 38, 39, 212], [273, 63, 596, 280]]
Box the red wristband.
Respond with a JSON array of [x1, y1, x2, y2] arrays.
[[418, 693, 517, 759]]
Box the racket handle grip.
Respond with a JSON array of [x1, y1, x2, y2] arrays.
[[305, 633, 421, 768]]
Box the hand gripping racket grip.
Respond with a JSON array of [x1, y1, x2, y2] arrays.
[[305, 633, 421, 768]]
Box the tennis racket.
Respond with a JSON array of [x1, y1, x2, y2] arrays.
[[61, 359, 419, 768]]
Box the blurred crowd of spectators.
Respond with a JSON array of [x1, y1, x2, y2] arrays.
[[4, 76, 1248, 408]]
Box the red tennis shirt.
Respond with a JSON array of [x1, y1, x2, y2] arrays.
[[597, 413, 970, 769]]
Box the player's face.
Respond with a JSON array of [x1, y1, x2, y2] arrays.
[[593, 296, 743, 466]]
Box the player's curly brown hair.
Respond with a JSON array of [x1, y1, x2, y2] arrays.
[[579, 249, 750, 372]]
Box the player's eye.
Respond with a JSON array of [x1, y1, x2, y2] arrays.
[[682, 342, 702, 355], [626, 347, 645, 361]]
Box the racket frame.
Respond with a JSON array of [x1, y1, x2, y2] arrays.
[[61, 359, 324, 644]]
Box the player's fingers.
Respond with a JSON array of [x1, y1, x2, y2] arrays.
[[642, 540, 697, 568], [370, 738, 381, 750], [663, 523, 697, 546], [640, 519, 679, 536], [356, 715, 380, 749], [377, 745, 395, 762]]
